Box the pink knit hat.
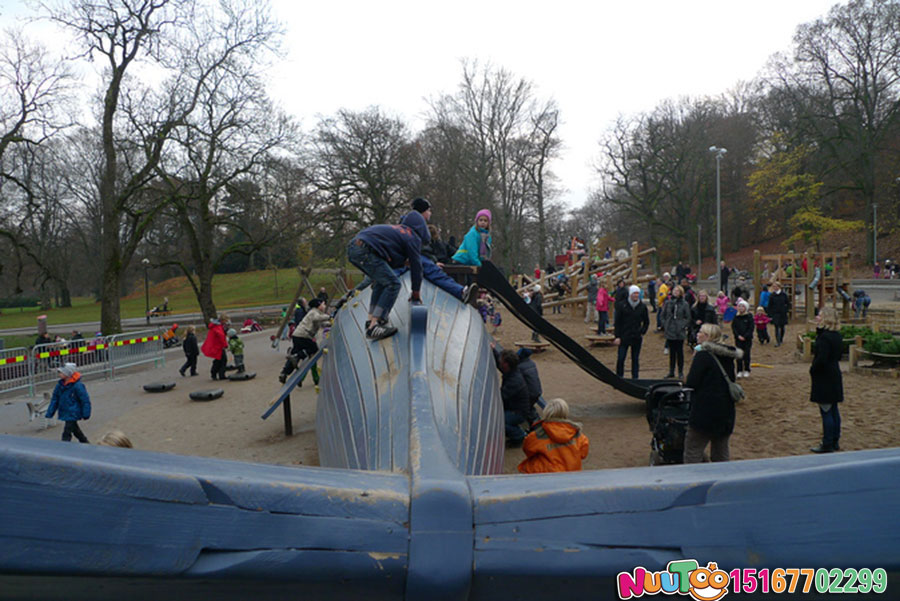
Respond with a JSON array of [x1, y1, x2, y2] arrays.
[[475, 209, 492, 225]]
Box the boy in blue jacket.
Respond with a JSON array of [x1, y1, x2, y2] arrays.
[[45, 362, 91, 443], [348, 212, 427, 340]]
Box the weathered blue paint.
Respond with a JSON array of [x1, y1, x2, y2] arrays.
[[4, 276, 900, 600], [406, 305, 473, 600], [316, 274, 503, 475]]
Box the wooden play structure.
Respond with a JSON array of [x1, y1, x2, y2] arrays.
[[752, 249, 853, 321], [513, 242, 657, 321]]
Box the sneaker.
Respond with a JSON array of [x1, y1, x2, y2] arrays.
[[314, 385, 320, 394], [366, 322, 398, 340], [462, 284, 479, 306], [278, 373, 287, 384], [743, 371, 750, 378], [736, 372, 743, 379], [663, 347, 669, 355]]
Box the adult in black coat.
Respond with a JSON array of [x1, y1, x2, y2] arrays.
[[179, 326, 200, 376], [517, 347, 543, 423], [613, 285, 650, 379], [529, 284, 544, 342], [683, 324, 742, 463], [493, 348, 530, 446], [719, 261, 731, 296], [690, 290, 718, 344], [766, 282, 791, 346], [809, 307, 844, 453]]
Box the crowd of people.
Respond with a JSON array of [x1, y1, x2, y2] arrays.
[[33, 196, 858, 470]]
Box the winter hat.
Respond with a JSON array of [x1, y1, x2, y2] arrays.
[[227, 328, 237, 337], [737, 299, 750, 311], [475, 209, 492, 225], [517, 347, 533, 360], [57, 363, 77, 378], [628, 285, 641, 296], [533, 284, 541, 291], [399, 210, 431, 243], [411, 197, 431, 213]]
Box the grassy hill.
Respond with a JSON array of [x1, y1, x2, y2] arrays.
[[0, 267, 360, 334]]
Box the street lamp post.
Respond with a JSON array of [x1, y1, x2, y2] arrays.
[[873, 203, 878, 267], [709, 146, 727, 289], [142, 258, 150, 325], [697, 224, 702, 282]]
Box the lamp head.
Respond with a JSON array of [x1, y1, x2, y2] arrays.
[[142, 258, 150, 266]]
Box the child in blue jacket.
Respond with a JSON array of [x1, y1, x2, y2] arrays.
[[348, 212, 427, 340], [45, 362, 91, 443], [452, 209, 492, 266]]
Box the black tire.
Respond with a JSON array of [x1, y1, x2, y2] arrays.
[[143, 382, 176, 393], [227, 372, 256, 381], [189, 389, 224, 401]]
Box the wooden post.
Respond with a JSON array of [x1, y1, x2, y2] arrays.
[[570, 267, 581, 319], [753, 250, 761, 307], [283, 394, 293, 436], [804, 252, 814, 321]]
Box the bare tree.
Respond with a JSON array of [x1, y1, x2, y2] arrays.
[[768, 0, 900, 262], [149, 0, 290, 321], [309, 106, 417, 232]]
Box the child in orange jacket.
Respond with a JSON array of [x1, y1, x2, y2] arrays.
[[517, 398, 589, 474]]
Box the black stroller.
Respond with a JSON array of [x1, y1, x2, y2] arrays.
[[645, 382, 692, 465]]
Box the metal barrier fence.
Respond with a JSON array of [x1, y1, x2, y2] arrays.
[[0, 346, 32, 397], [0, 328, 163, 398], [108, 329, 164, 375]]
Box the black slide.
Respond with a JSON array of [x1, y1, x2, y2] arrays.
[[143, 382, 176, 393], [189, 389, 224, 402], [476, 261, 652, 400]]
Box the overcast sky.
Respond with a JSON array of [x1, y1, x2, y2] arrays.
[[4, 0, 839, 208]]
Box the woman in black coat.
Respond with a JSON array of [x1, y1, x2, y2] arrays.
[[809, 307, 844, 453], [766, 281, 791, 346], [683, 323, 742, 463], [690, 289, 717, 345]]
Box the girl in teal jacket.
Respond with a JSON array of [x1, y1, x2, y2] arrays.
[[452, 209, 492, 266]]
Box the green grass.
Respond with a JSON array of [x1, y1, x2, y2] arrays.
[[0, 267, 362, 334]]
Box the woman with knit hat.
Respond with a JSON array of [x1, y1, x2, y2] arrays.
[[45, 362, 91, 443], [731, 299, 754, 378], [451, 209, 492, 266]]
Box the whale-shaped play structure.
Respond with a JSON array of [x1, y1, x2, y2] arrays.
[[2, 262, 899, 600]]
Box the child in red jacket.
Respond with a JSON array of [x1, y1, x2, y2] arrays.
[[518, 398, 589, 474], [754, 306, 772, 344]]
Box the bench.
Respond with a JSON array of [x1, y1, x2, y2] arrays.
[[585, 334, 616, 346], [513, 341, 551, 352]]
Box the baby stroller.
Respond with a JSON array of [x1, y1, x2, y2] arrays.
[[645, 382, 692, 465]]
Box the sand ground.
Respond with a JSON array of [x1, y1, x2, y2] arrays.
[[3, 308, 899, 473]]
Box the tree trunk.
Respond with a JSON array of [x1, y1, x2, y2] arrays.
[[196, 260, 218, 324]]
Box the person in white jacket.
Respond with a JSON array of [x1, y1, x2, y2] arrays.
[[278, 298, 332, 389]]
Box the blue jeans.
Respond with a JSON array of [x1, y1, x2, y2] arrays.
[[347, 241, 400, 321], [616, 337, 642, 379], [505, 410, 527, 442], [597, 311, 608, 333], [421, 257, 463, 299], [819, 403, 841, 448]]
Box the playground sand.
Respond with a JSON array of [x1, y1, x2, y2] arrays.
[[5, 316, 899, 472]]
